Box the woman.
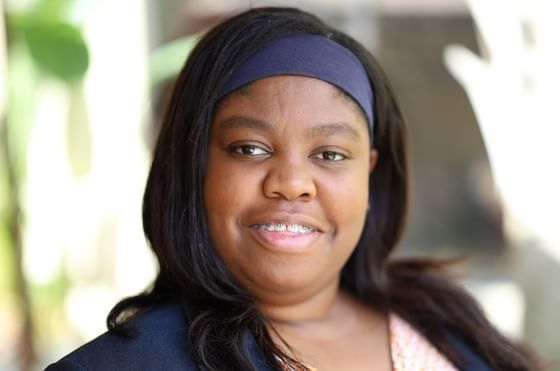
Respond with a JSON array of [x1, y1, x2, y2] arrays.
[[47, 7, 540, 371]]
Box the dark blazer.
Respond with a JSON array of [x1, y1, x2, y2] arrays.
[[45, 304, 492, 371]]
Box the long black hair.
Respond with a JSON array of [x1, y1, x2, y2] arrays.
[[108, 7, 539, 371]]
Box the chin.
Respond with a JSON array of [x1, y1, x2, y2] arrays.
[[241, 262, 332, 297]]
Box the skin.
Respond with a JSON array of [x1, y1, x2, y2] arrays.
[[204, 76, 391, 370]]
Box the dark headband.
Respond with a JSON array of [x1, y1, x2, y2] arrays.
[[218, 33, 375, 137]]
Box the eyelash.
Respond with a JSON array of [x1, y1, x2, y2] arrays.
[[230, 144, 348, 162], [310, 150, 347, 162], [230, 144, 270, 157]]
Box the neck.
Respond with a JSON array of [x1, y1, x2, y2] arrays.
[[258, 279, 342, 324]]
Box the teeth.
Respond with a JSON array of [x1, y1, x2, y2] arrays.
[[255, 222, 314, 233]]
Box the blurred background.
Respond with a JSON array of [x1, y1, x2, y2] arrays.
[[0, 0, 558, 370]]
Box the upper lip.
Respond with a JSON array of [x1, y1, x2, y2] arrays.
[[246, 212, 326, 232]]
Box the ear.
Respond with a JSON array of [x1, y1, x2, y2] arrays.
[[369, 149, 379, 173]]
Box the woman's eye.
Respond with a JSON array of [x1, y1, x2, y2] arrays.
[[231, 144, 269, 156], [313, 151, 347, 162]]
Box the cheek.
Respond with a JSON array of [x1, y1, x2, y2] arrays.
[[324, 168, 370, 219], [203, 157, 260, 257], [205, 169, 242, 230], [320, 167, 370, 249]]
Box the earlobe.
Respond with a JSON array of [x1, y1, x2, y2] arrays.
[[369, 149, 379, 173]]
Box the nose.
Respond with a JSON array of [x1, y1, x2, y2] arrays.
[[263, 157, 317, 202]]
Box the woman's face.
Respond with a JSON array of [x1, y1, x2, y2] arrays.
[[204, 75, 377, 306]]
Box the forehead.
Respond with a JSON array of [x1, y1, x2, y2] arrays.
[[214, 75, 369, 135]]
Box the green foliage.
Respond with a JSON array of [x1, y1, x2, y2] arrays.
[[5, 44, 37, 180], [0, 0, 91, 333], [0, 217, 15, 293], [30, 268, 70, 306], [150, 34, 199, 87], [32, 0, 79, 21], [0, 147, 8, 223], [10, 15, 89, 82], [3, 0, 91, 176]]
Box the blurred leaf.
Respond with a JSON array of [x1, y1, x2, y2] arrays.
[[23, 19, 89, 81], [66, 81, 92, 177], [150, 34, 199, 87], [6, 43, 39, 181], [33, 0, 77, 20], [0, 151, 8, 220], [32, 0, 96, 26], [19, 17, 89, 81], [0, 222, 15, 292]]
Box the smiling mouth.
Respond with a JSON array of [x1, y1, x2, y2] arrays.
[[248, 222, 320, 252], [250, 222, 316, 234]]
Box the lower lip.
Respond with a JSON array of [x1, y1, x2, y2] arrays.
[[249, 227, 321, 253]]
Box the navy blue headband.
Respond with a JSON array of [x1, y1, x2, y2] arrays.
[[218, 33, 375, 136]]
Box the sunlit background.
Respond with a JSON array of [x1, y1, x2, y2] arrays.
[[0, 0, 558, 370]]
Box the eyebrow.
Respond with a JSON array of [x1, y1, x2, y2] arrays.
[[218, 115, 361, 141], [218, 115, 272, 132], [307, 122, 360, 141]]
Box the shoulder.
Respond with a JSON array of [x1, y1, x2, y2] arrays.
[[45, 304, 201, 371]]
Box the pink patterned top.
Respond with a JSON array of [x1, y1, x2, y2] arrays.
[[278, 313, 458, 371], [389, 313, 458, 371]]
